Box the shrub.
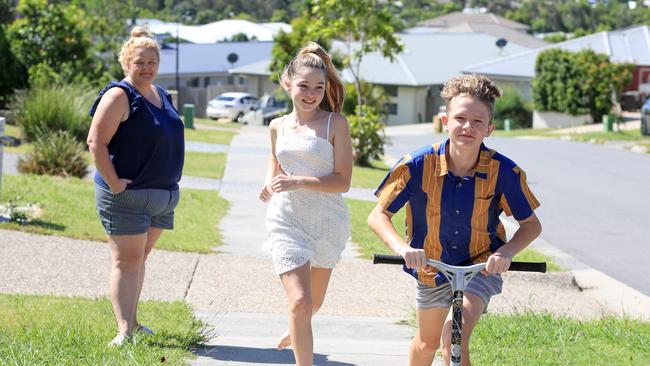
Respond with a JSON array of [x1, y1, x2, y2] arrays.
[[532, 48, 634, 123], [348, 105, 386, 167], [342, 81, 390, 117], [493, 88, 533, 129], [14, 84, 93, 143], [17, 130, 88, 178]]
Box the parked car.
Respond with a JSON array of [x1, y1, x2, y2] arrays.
[[206, 92, 258, 122], [242, 94, 288, 126]]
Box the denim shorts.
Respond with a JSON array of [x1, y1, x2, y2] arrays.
[[94, 183, 180, 235], [415, 273, 503, 310]]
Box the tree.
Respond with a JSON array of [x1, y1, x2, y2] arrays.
[[72, 0, 139, 86], [6, 0, 92, 86], [395, 0, 461, 27], [0, 0, 26, 108], [0, 0, 15, 24], [269, 7, 334, 84], [532, 48, 634, 123], [309, 0, 404, 113], [222, 32, 256, 42]]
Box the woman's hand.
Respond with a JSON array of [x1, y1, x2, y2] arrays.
[[259, 185, 274, 202], [109, 178, 132, 195], [270, 174, 297, 193]]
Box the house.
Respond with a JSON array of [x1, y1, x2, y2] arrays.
[[228, 60, 278, 99], [463, 25, 650, 109], [137, 18, 290, 43], [409, 10, 548, 49], [416, 10, 531, 32], [157, 42, 274, 116], [231, 33, 532, 125]]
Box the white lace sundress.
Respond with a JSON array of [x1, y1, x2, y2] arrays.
[[265, 113, 350, 275]]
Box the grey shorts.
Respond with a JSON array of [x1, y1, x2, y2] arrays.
[[95, 183, 180, 236], [416, 273, 503, 310]]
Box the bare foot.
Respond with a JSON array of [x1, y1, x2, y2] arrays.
[[276, 330, 291, 350]]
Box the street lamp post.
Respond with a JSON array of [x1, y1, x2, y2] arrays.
[[175, 22, 180, 110]]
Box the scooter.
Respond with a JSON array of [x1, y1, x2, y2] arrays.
[[373, 254, 546, 366]]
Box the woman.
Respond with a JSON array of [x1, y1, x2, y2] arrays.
[[259, 42, 353, 366], [86, 26, 184, 346]]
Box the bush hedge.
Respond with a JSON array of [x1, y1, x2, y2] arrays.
[[18, 131, 88, 178], [15, 84, 93, 143]]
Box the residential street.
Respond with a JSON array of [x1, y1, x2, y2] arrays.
[[384, 124, 650, 296]]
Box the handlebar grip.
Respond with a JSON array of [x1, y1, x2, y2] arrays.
[[373, 254, 404, 265], [508, 261, 547, 273], [372, 254, 546, 273]]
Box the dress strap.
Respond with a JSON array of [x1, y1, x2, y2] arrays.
[[326, 112, 333, 141]]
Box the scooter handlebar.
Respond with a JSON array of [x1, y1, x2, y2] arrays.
[[372, 254, 547, 273]]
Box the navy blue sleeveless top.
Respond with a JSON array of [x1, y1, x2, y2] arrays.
[[89, 80, 184, 190]]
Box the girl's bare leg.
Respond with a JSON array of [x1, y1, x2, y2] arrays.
[[277, 267, 332, 349], [279, 262, 314, 366]]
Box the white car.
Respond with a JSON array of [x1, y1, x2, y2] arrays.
[[206, 92, 258, 122]]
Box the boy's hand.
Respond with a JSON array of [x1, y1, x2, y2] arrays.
[[484, 252, 513, 275], [397, 246, 427, 269]]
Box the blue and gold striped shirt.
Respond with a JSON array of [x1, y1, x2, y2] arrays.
[[375, 140, 540, 287]]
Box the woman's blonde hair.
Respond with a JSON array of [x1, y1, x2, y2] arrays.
[[118, 26, 160, 76], [281, 42, 345, 113], [441, 74, 502, 119]]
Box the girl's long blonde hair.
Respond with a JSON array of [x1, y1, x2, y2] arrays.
[[281, 42, 345, 113]]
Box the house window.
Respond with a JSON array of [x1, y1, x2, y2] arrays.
[[383, 85, 398, 97], [385, 103, 398, 115]]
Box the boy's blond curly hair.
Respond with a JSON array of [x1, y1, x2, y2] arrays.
[[441, 74, 502, 119]]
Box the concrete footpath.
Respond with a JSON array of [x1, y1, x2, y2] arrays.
[[1, 124, 650, 366]]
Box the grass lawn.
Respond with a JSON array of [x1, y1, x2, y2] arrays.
[[0, 294, 206, 365], [559, 129, 650, 143], [492, 126, 650, 146], [491, 128, 554, 138], [351, 160, 390, 188], [346, 198, 560, 270], [193, 117, 242, 129], [183, 152, 226, 180], [347, 198, 405, 258], [471, 313, 650, 364], [0, 174, 228, 253], [184, 127, 237, 145]]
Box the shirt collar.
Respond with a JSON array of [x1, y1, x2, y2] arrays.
[[435, 139, 490, 178]]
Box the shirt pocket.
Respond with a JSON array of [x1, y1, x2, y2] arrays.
[[471, 195, 494, 231]]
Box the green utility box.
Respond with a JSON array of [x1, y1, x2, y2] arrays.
[[602, 114, 613, 132], [183, 104, 195, 129]]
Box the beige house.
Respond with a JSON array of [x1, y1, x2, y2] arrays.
[[231, 33, 532, 125]]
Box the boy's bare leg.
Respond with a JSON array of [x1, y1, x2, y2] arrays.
[[280, 262, 314, 366], [409, 306, 449, 366], [277, 267, 333, 349], [440, 293, 486, 366]]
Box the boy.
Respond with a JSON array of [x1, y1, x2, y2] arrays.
[[368, 74, 541, 366]]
